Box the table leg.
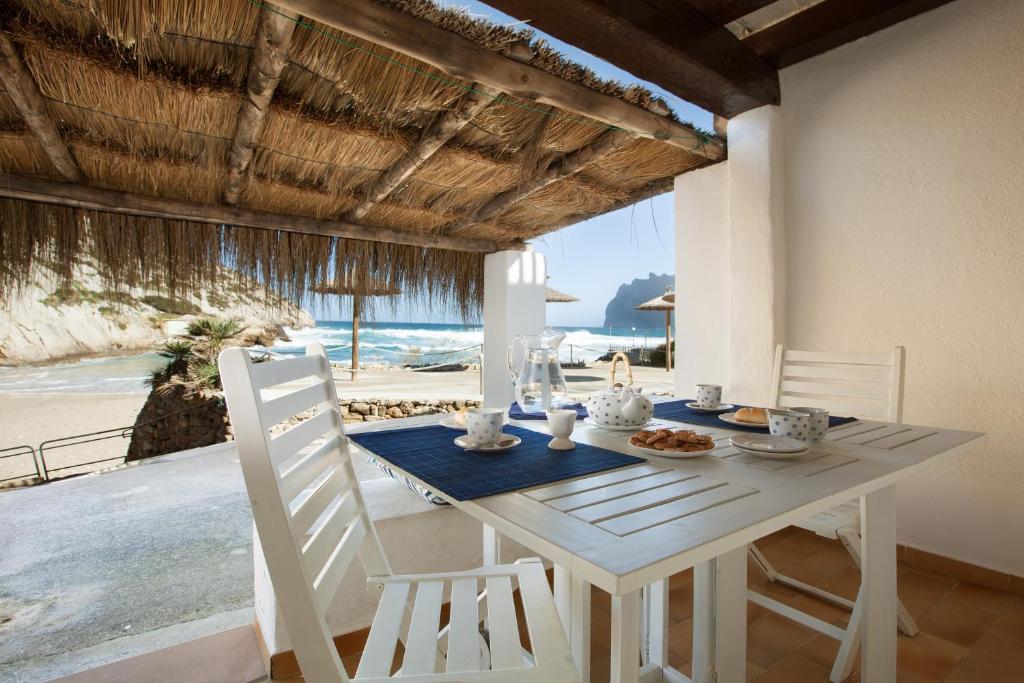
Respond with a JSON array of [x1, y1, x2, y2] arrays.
[[571, 574, 592, 682], [482, 524, 501, 565], [611, 591, 641, 683], [642, 580, 669, 668], [861, 486, 897, 682], [555, 564, 572, 637], [693, 547, 746, 683]]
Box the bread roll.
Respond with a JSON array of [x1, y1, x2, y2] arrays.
[[735, 407, 768, 425]]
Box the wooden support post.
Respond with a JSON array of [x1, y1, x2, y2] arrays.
[[223, 3, 298, 205], [665, 310, 672, 373], [350, 296, 361, 382], [0, 29, 82, 182]]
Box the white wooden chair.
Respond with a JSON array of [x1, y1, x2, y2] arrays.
[[219, 344, 578, 683], [747, 345, 918, 683]]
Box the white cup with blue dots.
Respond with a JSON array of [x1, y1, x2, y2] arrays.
[[767, 409, 811, 442]]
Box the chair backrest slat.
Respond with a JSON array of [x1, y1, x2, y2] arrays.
[[220, 343, 390, 683], [770, 345, 905, 422]]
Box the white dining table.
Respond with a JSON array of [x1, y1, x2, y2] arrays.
[[347, 407, 982, 683]]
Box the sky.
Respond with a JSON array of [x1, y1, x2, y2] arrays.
[[311, 1, 713, 328]]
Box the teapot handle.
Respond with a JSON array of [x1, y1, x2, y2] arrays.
[[507, 335, 527, 382], [609, 351, 634, 388]]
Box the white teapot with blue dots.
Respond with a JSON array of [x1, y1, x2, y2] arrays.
[[586, 353, 654, 427]]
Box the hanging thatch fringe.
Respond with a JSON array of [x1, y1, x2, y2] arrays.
[[0, 196, 483, 316]]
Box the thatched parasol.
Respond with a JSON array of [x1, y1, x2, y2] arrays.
[[311, 276, 401, 381], [546, 286, 579, 303], [635, 288, 675, 372]]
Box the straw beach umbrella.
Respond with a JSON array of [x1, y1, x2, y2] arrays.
[[635, 289, 675, 372], [545, 286, 579, 303], [311, 276, 401, 381]]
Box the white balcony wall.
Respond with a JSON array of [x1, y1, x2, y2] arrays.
[[677, 0, 1023, 576], [778, 0, 1024, 575]]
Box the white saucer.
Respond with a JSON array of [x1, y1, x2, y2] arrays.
[[718, 412, 769, 429], [685, 402, 735, 413], [454, 433, 521, 453], [583, 417, 652, 431], [628, 441, 715, 459], [730, 434, 809, 459]]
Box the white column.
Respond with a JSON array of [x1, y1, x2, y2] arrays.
[[674, 163, 730, 396], [482, 249, 546, 409], [726, 106, 786, 406]]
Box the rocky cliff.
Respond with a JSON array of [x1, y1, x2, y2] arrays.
[[0, 260, 314, 365], [602, 273, 675, 329]]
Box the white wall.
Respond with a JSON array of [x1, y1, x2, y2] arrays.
[[779, 0, 1024, 573]]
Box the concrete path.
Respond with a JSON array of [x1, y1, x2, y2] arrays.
[[0, 444, 254, 682]]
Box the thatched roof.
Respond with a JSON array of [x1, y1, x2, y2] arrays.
[[545, 286, 578, 303], [0, 0, 724, 314], [311, 274, 400, 297], [636, 291, 674, 311]]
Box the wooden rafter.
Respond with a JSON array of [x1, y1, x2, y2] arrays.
[[478, 0, 779, 118], [0, 173, 521, 254], [443, 129, 633, 234], [223, 3, 298, 205], [271, 0, 725, 158], [345, 83, 500, 222], [0, 29, 82, 182], [741, 0, 958, 68], [684, 0, 778, 26]]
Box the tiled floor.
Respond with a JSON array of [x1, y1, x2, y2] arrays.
[[325, 527, 1023, 683]]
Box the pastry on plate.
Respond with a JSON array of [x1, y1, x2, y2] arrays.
[[629, 429, 714, 452], [734, 407, 768, 425]]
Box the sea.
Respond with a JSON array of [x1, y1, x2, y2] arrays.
[[0, 321, 665, 395]]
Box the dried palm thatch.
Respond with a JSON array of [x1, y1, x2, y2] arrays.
[[0, 0, 724, 316]]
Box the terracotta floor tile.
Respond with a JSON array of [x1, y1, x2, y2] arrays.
[[786, 594, 854, 628], [937, 581, 1015, 616], [590, 654, 610, 683], [590, 603, 612, 656], [942, 666, 1001, 683], [752, 652, 830, 682], [798, 633, 849, 673], [746, 612, 818, 669], [799, 544, 857, 578], [748, 574, 806, 604], [956, 632, 1024, 682], [992, 600, 1024, 642], [773, 529, 836, 556], [916, 601, 995, 648], [896, 631, 969, 682], [820, 566, 864, 603], [746, 660, 767, 680], [667, 617, 693, 663], [897, 566, 957, 612], [591, 585, 611, 611], [747, 601, 769, 625], [669, 568, 693, 590], [668, 584, 694, 622]]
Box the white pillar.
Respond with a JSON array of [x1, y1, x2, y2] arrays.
[[673, 106, 785, 405], [482, 249, 546, 410], [726, 106, 785, 405], [674, 163, 730, 395]]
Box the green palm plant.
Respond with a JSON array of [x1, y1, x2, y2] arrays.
[[151, 317, 246, 396]]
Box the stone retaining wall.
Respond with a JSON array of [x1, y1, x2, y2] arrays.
[[340, 398, 480, 423]]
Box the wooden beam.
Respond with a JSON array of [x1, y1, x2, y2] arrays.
[[684, 0, 778, 26], [223, 4, 297, 205], [0, 29, 82, 182], [270, 0, 725, 158], [475, 0, 779, 118], [345, 83, 500, 221], [0, 173, 519, 253], [444, 129, 632, 234], [742, 0, 957, 68]]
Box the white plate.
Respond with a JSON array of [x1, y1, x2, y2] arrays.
[[685, 402, 735, 413], [732, 444, 810, 460], [454, 433, 521, 453], [730, 434, 807, 453], [628, 440, 715, 459], [583, 417, 652, 431], [718, 412, 769, 429]]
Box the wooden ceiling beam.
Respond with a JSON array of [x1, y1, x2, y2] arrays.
[[444, 129, 633, 234], [741, 0, 958, 68], [0, 29, 82, 182], [345, 83, 501, 222], [270, 0, 724, 158], [478, 0, 779, 118], [0, 173, 520, 253], [223, 3, 298, 205], [523, 175, 676, 237], [683, 0, 778, 26]]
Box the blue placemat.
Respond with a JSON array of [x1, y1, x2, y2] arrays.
[[349, 424, 642, 502], [654, 400, 858, 432], [508, 402, 588, 420]]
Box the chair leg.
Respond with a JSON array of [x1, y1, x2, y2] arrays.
[[831, 590, 862, 683], [748, 542, 779, 581], [837, 527, 919, 637]]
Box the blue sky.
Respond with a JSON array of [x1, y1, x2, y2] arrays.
[[312, 1, 712, 328]]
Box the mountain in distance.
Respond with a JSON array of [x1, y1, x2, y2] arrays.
[[602, 273, 674, 330]]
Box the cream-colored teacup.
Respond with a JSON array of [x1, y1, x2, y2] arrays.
[[465, 408, 504, 447]]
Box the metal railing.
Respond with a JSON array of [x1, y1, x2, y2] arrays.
[[1, 397, 224, 487]]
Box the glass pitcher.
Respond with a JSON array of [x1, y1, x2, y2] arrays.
[[507, 327, 570, 414]]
